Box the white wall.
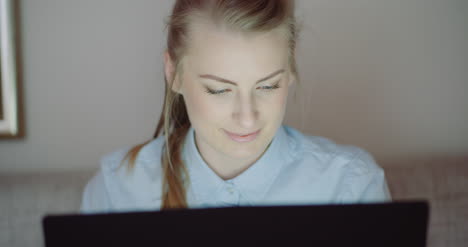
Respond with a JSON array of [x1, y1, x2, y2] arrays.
[[0, 0, 466, 172], [287, 0, 468, 160]]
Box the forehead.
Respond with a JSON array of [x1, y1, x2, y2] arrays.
[[184, 19, 289, 80]]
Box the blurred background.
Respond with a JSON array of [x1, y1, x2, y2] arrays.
[[0, 0, 467, 172], [0, 0, 466, 246]]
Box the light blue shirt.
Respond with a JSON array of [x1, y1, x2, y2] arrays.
[[80, 125, 391, 213]]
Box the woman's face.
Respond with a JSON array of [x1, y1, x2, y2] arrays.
[[167, 20, 295, 161]]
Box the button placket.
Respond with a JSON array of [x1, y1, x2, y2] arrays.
[[226, 184, 235, 194], [218, 182, 240, 206]]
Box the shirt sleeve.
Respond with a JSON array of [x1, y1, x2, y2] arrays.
[[337, 149, 392, 204], [358, 167, 392, 203], [80, 169, 112, 214]]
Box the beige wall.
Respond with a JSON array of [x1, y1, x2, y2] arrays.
[[0, 0, 466, 172]]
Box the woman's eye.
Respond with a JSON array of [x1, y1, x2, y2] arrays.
[[205, 88, 231, 95], [258, 81, 281, 91], [258, 85, 279, 90], [204, 81, 280, 96]]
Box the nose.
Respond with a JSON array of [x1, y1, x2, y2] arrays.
[[233, 93, 259, 129]]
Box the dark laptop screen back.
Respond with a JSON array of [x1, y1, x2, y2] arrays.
[[43, 201, 428, 247]]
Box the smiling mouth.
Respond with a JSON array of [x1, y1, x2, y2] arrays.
[[223, 129, 261, 143]]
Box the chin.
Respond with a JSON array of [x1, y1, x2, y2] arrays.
[[215, 126, 275, 158], [224, 149, 259, 160], [223, 140, 269, 160]]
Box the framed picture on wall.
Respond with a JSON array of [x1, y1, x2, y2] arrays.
[[0, 0, 23, 138]]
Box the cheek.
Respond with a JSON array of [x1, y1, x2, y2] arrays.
[[262, 89, 288, 114], [184, 90, 225, 123], [275, 90, 287, 106]]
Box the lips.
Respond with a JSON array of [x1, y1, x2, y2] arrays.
[[224, 129, 260, 143], [232, 131, 258, 136]]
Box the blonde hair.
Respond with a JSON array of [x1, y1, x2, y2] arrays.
[[122, 0, 300, 209]]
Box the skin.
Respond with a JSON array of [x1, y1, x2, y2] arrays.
[[164, 18, 295, 180]]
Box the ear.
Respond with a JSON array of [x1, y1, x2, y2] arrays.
[[164, 51, 182, 94]]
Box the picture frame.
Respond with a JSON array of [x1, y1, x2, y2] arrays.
[[0, 0, 23, 138]]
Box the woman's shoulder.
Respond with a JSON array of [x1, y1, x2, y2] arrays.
[[100, 136, 165, 172], [80, 136, 166, 213], [98, 135, 166, 191], [283, 125, 382, 175], [285, 127, 390, 203], [282, 125, 391, 203]]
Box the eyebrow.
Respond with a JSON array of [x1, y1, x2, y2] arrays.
[[199, 69, 285, 86]]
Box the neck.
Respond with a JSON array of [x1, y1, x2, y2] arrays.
[[194, 134, 270, 181]]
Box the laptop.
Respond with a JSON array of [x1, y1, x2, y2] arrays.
[[42, 201, 429, 247]]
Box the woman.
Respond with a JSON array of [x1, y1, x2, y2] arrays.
[[81, 0, 391, 213]]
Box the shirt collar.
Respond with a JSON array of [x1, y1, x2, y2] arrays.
[[182, 125, 293, 206]]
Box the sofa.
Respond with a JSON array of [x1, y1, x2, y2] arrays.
[[0, 156, 467, 247]]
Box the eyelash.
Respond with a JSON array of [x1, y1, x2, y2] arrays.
[[204, 81, 281, 95]]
